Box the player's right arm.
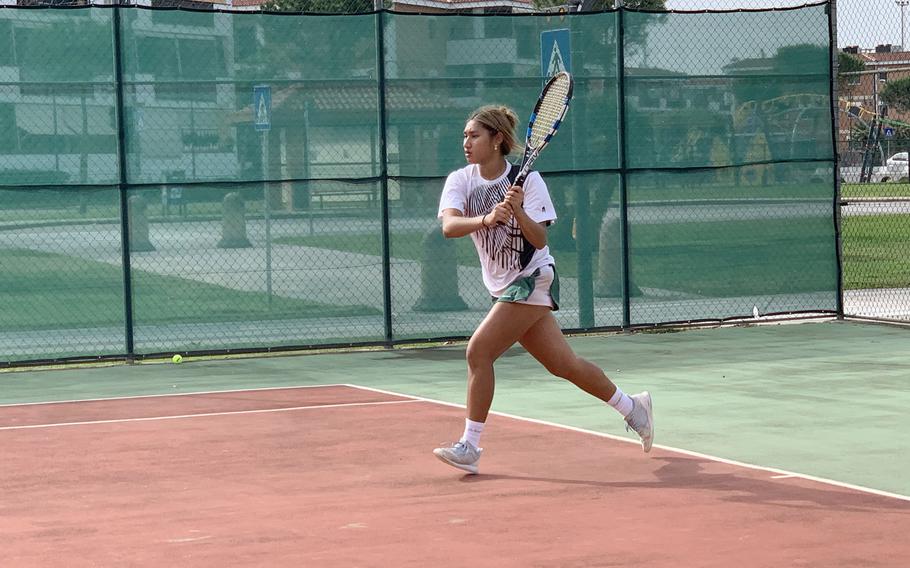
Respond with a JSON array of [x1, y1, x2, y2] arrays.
[[441, 205, 510, 238], [438, 168, 509, 238]]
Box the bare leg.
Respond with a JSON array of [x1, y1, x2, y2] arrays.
[[515, 311, 655, 453], [465, 302, 550, 422], [518, 311, 618, 403]]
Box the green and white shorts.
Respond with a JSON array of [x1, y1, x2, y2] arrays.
[[493, 264, 560, 311]]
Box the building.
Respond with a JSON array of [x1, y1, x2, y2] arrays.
[[840, 44, 910, 125], [838, 45, 910, 166]]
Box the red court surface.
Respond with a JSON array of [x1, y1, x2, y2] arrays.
[[2, 385, 908, 567]]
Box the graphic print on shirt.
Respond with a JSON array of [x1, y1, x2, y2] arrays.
[[465, 169, 535, 271]]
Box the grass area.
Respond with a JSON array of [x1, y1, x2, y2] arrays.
[[631, 182, 910, 202], [841, 214, 910, 289], [841, 183, 910, 199], [277, 216, 840, 297], [0, 202, 236, 225], [2, 182, 905, 228], [0, 248, 379, 331], [627, 181, 832, 202], [277, 214, 910, 293], [625, 217, 836, 296]]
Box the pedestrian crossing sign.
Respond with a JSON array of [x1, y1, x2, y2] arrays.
[[540, 29, 571, 78], [253, 85, 271, 132]]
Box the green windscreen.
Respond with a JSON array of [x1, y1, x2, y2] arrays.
[[622, 8, 836, 323], [0, 5, 835, 364]]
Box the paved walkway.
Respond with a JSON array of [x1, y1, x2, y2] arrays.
[[0, 213, 903, 361]]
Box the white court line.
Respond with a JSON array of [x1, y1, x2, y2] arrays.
[[0, 383, 350, 408], [343, 383, 910, 504], [165, 536, 212, 544], [0, 399, 419, 431], [5, 382, 910, 503]]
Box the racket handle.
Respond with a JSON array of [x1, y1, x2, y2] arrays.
[[513, 171, 528, 188]]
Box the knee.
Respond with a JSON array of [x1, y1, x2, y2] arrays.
[[548, 355, 581, 381], [465, 340, 495, 370]]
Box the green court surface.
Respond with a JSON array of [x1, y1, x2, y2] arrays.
[[2, 320, 908, 498]]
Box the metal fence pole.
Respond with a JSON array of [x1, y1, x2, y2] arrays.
[[112, 6, 135, 357], [617, 7, 632, 329], [830, 0, 844, 319], [376, 9, 393, 345]]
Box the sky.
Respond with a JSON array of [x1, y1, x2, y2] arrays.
[[663, 0, 907, 49], [627, 4, 830, 73]]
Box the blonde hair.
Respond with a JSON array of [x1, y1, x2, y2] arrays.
[[468, 105, 520, 156]]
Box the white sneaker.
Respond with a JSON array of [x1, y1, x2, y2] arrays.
[[625, 391, 654, 452], [433, 441, 482, 474]]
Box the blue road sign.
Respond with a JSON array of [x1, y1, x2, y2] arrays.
[[540, 29, 571, 78], [884, 126, 895, 138], [253, 85, 271, 132]]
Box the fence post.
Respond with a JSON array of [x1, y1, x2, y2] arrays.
[[829, 0, 845, 319], [376, 9, 393, 345], [112, 6, 135, 358], [617, 7, 632, 329]]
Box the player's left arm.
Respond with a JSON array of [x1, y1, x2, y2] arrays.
[[504, 173, 555, 250], [506, 186, 548, 250]]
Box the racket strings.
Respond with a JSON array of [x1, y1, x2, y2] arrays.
[[528, 77, 571, 147]]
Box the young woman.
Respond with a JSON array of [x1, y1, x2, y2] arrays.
[[433, 105, 654, 474]]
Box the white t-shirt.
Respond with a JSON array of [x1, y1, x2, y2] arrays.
[[437, 160, 557, 297]]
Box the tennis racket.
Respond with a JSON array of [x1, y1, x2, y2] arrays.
[[513, 71, 574, 188]]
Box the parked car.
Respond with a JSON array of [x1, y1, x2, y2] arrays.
[[821, 153, 910, 184], [886, 151, 908, 167], [882, 152, 910, 182], [816, 166, 876, 184]]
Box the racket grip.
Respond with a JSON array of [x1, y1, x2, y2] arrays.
[[513, 172, 528, 187]]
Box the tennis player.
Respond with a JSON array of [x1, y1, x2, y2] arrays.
[[433, 105, 654, 474]]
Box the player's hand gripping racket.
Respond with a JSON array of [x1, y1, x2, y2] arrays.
[[513, 71, 574, 188]]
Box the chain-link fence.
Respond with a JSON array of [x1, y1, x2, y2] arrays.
[[1, 3, 837, 365], [103, 0, 908, 326], [648, 1, 910, 324], [832, 1, 910, 322]]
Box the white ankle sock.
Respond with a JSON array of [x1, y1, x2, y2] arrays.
[[460, 418, 485, 448], [607, 388, 634, 418]]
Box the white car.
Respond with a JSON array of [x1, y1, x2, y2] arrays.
[[881, 152, 909, 182], [812, 154, 907, 184], [886, 152, 908, 167]]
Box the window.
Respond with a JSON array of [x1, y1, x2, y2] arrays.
[[178, 38, 225, 80], [449, 20, 475, 40], [134, 34, 222, 101], [234, 22, 259, 66], [17, 0, 88, 5], [14, 16, 112, 83], [136, 36, 180, 79], [0, 21, 12, 67], [0, 103, 16, 154], [150, 0, 216, 27], [483, 9, 513, 39], [516, 23, 535, 59]]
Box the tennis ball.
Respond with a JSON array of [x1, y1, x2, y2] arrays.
[[172, 354, 183, 364]]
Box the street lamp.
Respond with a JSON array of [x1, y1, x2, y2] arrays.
[[899, 0, 909, 51]]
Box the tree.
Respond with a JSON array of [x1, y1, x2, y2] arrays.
[[534, 0, 664, 9], [838, 52, 865, 73], [773, 43, 829, 75], [880, 77, 910, 114], [729, 44, 829, 111], [837, 52, 865, 94], [617, 0, 665, 8], [261, 0, 377, 12]]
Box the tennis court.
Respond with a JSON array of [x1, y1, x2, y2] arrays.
[[2, 320, 908, 566]]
